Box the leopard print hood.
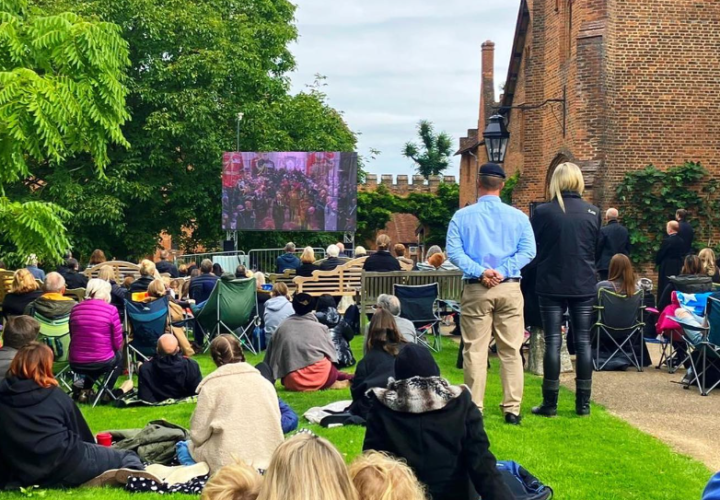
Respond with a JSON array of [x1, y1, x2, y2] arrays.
[[369, 376, 466, 413]]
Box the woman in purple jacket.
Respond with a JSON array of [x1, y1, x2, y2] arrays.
[[69, 279, 124, 401]]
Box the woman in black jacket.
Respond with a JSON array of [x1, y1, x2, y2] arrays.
[[315, 294, 355, 368], [0, 343, 145, 489], [349, 309, 406, 420], [531, 162, 601, 417], [363, 234, 401, 272], [2, 269, 43, 319], [296, 247, 321, 277], [363, 344, 512, 500]]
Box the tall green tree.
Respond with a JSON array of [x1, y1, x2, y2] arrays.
[[0, 0, 129, 265], [26, 0, 356, 261], [402, 120, 453, 178]]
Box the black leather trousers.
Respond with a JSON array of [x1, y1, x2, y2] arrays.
[[539, 296, 595, 381]]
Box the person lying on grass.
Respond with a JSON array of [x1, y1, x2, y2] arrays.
[[0, 342, 146, 489], [264, 293, 354, 391], [363, 343, 514, 500]]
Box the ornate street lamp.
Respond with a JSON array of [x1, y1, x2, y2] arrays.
[[483, 114, 510, 164]]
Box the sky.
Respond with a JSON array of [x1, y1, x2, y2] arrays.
[[289, 0, 520, 179]]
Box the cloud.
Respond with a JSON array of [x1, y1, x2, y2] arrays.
[[290, 0, 519, 177]]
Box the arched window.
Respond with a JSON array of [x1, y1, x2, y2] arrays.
[[545, 153, 571, 200]]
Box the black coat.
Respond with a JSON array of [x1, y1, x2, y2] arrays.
[[188, 274, 219, 304], [64, 270, 88, 290], [295, 263, 320, 277], [2, 290, 43, 319], [315, 308, 355, 368], [0, 378, 94, 488], [128, 275, 154, 294], [349, 344, 401, 420], [319, 257, 342, 271], [137, 354, 202, 403], [364, 384, 512, 500], [655, 234, 685, 299], [596, 220, 631, 271], [677, 220, 694, 255], [532, 192, 601, 298], [363, 251, 401, 272], [156, 260, 179, 278]]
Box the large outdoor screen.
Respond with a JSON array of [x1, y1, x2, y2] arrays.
[[222, 152, 357, 232]]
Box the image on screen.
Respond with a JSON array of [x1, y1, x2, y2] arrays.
[[221, 152, 358, 232]]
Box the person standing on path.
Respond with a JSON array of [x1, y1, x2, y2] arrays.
[[531, 162, 601, 418], [447, 163, 536, 425], [676, 209, 694, 256], [595, 208, 630, 281]]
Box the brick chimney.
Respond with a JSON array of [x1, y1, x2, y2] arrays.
[[478, 40, 496, 138]]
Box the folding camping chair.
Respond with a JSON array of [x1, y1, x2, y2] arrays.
[[195, 276, 259, 354], [71, 359, 123, 408], [677, 295, 720, 396], [35, 312, 72, 391], [394, 283, 442, 352], [124, 295, 170, 376], [592, 289, 645, 371]]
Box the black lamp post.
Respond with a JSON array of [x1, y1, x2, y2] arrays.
[[483, 114, 510, 164]]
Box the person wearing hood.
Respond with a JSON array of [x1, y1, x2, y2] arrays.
[[188, 335, 284, 473], [276, 242, 301, 273], [315, 294, 355, 368], [363, 343, 513, 500], [263, 283, 295, 346], [137, 334, 202, 403], [0, 342, 145, 488], [265, 293, 353, 391], [24, 272, 76, 319]]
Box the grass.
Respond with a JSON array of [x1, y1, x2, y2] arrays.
[[0, 337, 711, 499]]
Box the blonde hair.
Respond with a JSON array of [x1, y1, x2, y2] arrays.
[[548, 162, 585, 212], [11, 269, 39, 294], [349, 452, 427, 500], [699, 248, 717, 277], [354, 246, 367, 257], [254, 272, 266, 287], [257, 433, 358, 500], [202, 460, 262, 500], [85, 278, 112, 303], [147, 279, 166, 298], [376, 234, 391, 250], [97, 265, 115, 282], [139, 259, 157, 277], [300, 246, 316, 264]]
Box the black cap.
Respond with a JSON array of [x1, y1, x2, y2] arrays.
[[395, 343, 440, 380], [479, 162, 506, 179], [292, 293, 315, 316]]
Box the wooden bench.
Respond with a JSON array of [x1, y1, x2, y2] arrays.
[[0, 270, 15, 312], [359, 270, 464, 314], [83, 261, 141, 281], [267, 269, 297, 291], [294, 257, 368, 297]]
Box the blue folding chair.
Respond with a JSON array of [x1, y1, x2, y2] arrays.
[[394, 283, 442, 352], [679, 295, 720, 396], [124, 296, 169, 375]]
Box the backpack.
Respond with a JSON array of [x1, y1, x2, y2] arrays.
[[496, 461, 553, 500]]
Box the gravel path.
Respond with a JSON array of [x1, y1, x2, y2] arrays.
[[560, 345, 720, 470]]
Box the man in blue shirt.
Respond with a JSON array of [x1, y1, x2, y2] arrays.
[[447, 163, 536, 425]]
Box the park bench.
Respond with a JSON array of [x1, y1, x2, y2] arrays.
[[358, 270, 464, 314], [83, 261, 141, 281], [294, 257, 368, 297], [267, 269, 297, 291]]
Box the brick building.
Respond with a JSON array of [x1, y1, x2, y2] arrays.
[[459, 0, 720, 211]]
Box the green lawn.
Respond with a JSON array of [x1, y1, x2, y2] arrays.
[[0, 337, 711, 499]]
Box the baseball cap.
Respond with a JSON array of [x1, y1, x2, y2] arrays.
[[479, 162, 506, 179]]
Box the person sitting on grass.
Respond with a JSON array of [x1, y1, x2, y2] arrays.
[[257, 432, 358, 500], [145, 279, 194, 356], [363, 343, 513, 500], [315, 294, 355, 368], [2, 269, 44, 319], [372, 294, 417, 346], [349, 309, 407, 421], [265, 293, 353, 391], [349, 451, 427, 500], [0, 343, 146, 488], [187, 335, 284, 474], [201, 459, 262, 500], [138, 334, 202, 404], [0, 316, 39, 384], [68, 279, 125, 403], [24, 272, 76, 319], [263, 283, 294, 346]]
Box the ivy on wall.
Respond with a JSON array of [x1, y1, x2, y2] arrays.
[[616, 162, 720, 264]]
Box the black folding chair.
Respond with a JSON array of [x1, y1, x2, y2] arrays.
[[394, 283, 442, 352], [593, 289, 645, 371]]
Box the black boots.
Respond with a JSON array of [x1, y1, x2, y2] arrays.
[[531, 379, 559, 417], [575, 379, 592, 416]]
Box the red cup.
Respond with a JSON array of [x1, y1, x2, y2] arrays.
[[96, 432, 113, 447]]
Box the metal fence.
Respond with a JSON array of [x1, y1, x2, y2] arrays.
[[247, 247, 326, 274], [175, 251, 248, 273]]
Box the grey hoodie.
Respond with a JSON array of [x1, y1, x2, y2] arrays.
[[263, 296, 294, 343]]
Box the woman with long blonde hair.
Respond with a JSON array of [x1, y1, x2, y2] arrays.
[[531, 162, 601, 417], [258, 433, 358, 500], [699, 248, 720, 284], [295, 247, 320, 277], [2, 269, 43, 319], [350, 451, 426, 500]]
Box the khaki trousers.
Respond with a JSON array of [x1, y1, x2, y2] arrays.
[[460, 281, 525, 415]]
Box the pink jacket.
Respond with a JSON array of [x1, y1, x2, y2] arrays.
[[69, 299, 123, 364]]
